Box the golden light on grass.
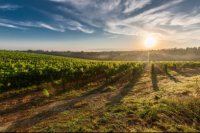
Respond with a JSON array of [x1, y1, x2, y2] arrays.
[[145, 37, 156, 48]]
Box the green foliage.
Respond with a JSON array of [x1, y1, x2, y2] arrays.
[[156, 61, 200, 71], [132, 62, 145, 76], [0, 50, 147, 92]]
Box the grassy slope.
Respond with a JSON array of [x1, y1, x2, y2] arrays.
[[1, 65, 200, 132]]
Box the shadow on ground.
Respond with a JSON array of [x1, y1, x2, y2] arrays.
[[109, 65, 148, 103], [151, 73, 159, 91], [175, 70, 190, 77], [4, 70, 132, 132], [151, 65, 160, 91], [166, 72, 182, 83]]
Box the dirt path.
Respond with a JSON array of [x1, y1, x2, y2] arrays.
[[0, 73, 107, 113]]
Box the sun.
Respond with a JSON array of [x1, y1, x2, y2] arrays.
[[145, 37, 156, 48]]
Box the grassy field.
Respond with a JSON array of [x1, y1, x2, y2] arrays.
[[1, 64, 200, 132]]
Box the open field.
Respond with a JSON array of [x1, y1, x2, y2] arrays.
[[1, 61, 200, 132]]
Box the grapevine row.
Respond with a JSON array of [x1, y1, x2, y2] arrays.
[[150, 61, 200, 74], [0, 50, 146, 92]]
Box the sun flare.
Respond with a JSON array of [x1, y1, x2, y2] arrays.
[[145, 37, 156, 48]]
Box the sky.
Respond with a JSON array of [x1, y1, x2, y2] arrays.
[[0, 0, 200, 51]]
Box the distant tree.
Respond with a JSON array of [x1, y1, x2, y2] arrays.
[[193, 47, 198, 54]]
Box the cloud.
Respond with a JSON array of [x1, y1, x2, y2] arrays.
[[0, 14, 93, 33], [50, 0, 200, 42], [0, 4, 93, 33], [0, 22, 25, 29], [51, 0, 121, 12], [0, 18, 65, 32], [123, 0, 152, 13], [104, 32, 118, 38], [51, 14, 93, 33], [38, 23, 65, 32], [25, 8, 94, 33], [17, 22, 66, 32], [0, 4, 21, 10], [170, 14, 200, 27], [104, 23, 147, 36]]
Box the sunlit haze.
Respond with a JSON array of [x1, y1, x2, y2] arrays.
[[1, 0, 200, 51]]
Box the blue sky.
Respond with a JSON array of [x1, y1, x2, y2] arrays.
[[0, 0, 200, 51]]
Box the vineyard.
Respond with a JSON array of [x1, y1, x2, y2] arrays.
[[0, 50, 146, 93], [1, 50, 200, 95], [150, 61, 200, 74], [1, 50, 200, 132]]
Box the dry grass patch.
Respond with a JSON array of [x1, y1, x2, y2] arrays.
[[70, 101, 89, 108], [101, 86, 116, 92]]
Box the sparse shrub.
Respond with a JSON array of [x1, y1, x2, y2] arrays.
[[154, 95, 160, 100]]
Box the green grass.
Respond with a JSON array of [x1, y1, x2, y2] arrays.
[[2, 66, 200, 132], [101, 86, 116, 92]]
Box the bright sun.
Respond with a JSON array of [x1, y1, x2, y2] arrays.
[[145, 37, 156, 48]]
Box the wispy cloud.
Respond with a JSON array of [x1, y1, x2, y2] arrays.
[[0, 18, 65, 32], [123, 0, 152, 13], [0, 22, 25, 30], [50, 0, 200, 42], [0, 13, 93, 33], [51, 14, 93, 33], [38, 23, 65, 32], [0, 4, 21, 10], [104, 32, 118, 38], [170, 13, 200, 27]]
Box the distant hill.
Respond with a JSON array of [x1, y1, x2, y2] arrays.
[[21, 47, 200, 61]]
